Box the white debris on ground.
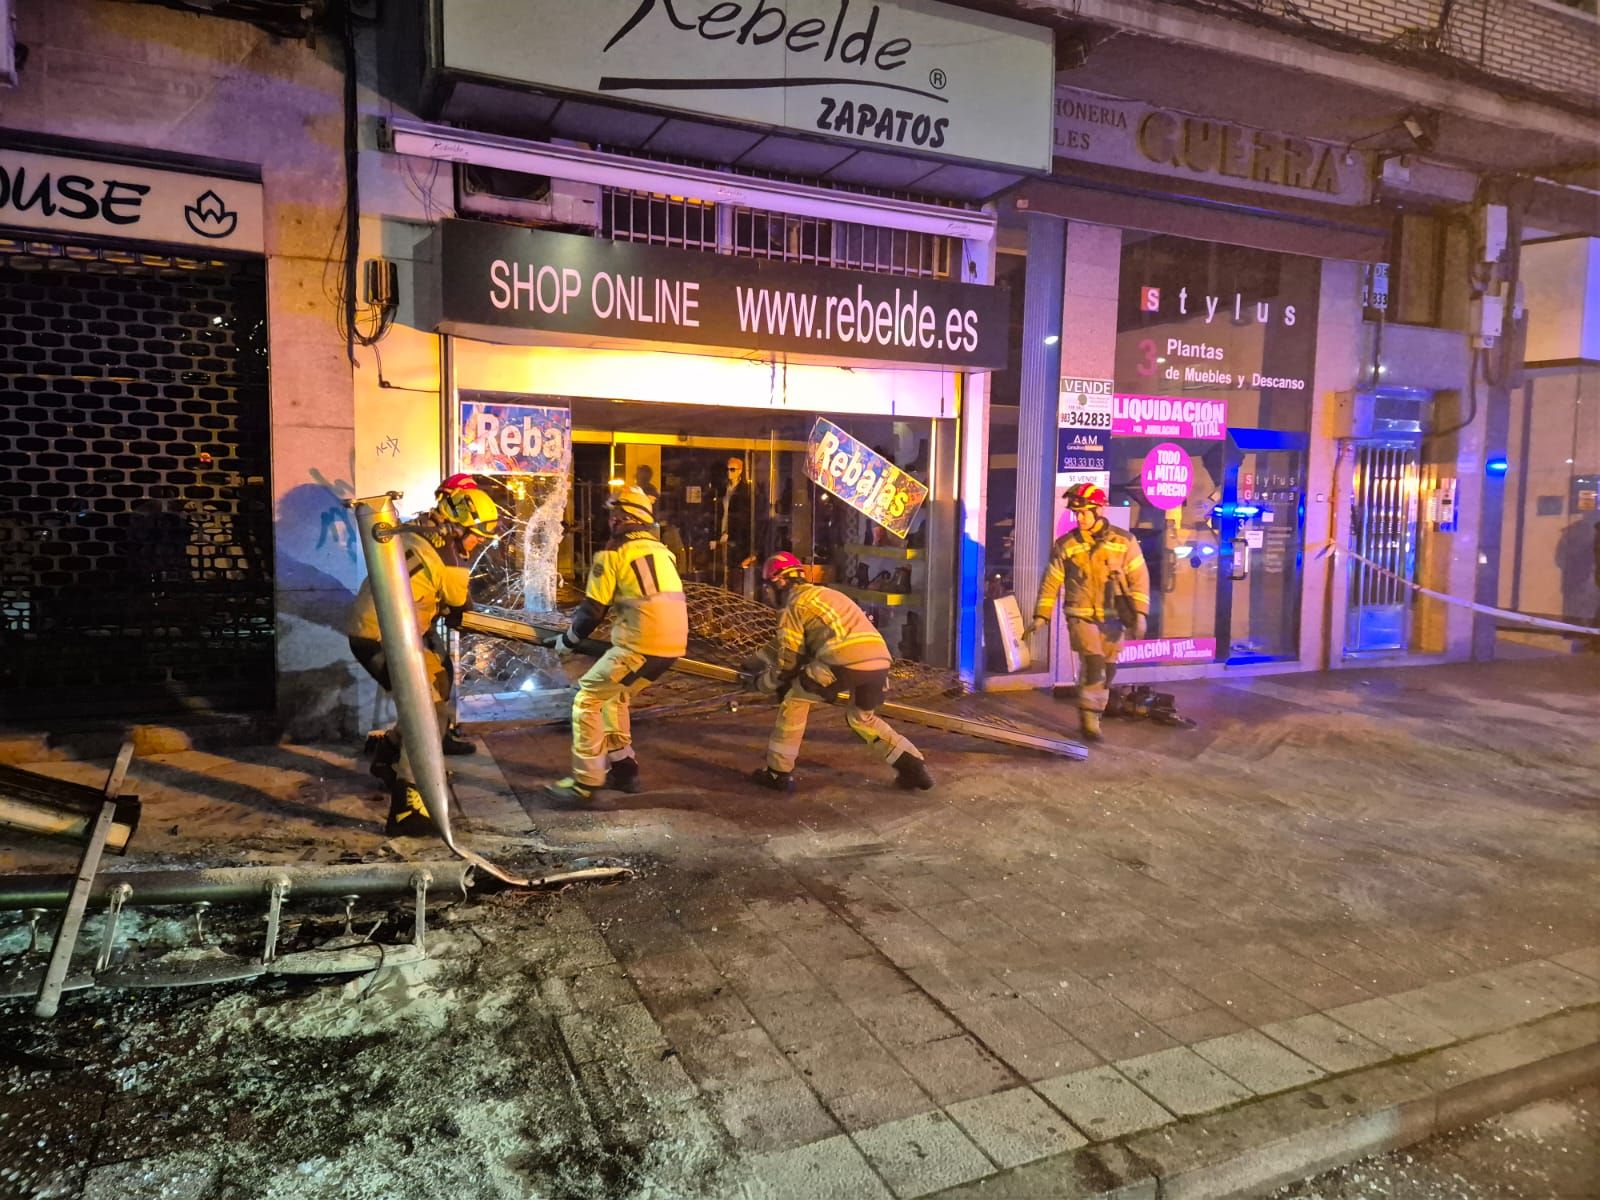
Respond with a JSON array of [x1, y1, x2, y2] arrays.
[[2, 897, 738, 1200]]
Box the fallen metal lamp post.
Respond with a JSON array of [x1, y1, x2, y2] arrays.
[[0, 862, 472, 1002], [348, 493, 633, 889]]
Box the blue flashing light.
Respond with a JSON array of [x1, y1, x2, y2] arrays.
[[1199, 544, 1218, 557], [1486, 456, 1510, 477]]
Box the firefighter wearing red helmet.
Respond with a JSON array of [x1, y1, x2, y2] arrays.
[[747, 552, 933, 792], [1031, 483, 1150, 742], [347, 482, 501, 835]]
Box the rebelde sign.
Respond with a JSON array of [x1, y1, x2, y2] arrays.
[[433, 219, 1007, 370], [435, 0, 1053, 171]]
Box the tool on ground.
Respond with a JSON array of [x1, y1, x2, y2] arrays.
[[457, 608, 1088, 761]]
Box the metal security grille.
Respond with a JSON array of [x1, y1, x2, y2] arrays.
[[0, 242, 274, 718], [601, 190, 718, 251], [1345, 441, 1420, 655], [601, 187, 953, 279]]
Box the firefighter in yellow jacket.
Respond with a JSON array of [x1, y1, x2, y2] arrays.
[[542, 485, 687, 802], [346, 482, 500, 835], [1031, 483, 1151, 742], [749, 553, 934, 792]]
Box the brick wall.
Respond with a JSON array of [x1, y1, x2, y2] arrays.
[[1286, 0, 1599, 105]]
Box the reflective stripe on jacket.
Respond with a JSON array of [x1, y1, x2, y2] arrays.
[[345, 529, 469, 641], [587, 532, 688, 658], [767, 583, 890, 676], [1034, 521, 1151, 623]]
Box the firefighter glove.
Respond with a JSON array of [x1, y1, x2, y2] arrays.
[[541, 631, 579, 659], [1029, 616, 1048, 634], [756, 667, 782, 695]]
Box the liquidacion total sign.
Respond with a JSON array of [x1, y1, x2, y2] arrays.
[[1141, 442, 1191, 510]]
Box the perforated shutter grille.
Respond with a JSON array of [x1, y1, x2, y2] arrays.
[[0, 244, 275, 717]]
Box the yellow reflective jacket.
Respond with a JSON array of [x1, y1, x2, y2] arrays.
[[583, 531, 687, 658], [767, 583, 891, 675], [1034, 521, 1151, 624], [345, 528, 469, 641]]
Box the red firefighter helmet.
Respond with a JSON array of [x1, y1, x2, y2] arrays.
[[435, 473, 480, 497], [1062, 482, 1109, 510], [762, 552, 806, 584]]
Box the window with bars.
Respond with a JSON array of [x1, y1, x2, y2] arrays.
[[600, 187, 955, 280]]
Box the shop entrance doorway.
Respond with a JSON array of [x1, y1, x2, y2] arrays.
[[1218, 430, 1307, 664], [1344, 440, 1420, 655]]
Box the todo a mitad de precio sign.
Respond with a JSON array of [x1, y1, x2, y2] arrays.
[[434, 219, 1008, 370], [805, 417, 927, 538]]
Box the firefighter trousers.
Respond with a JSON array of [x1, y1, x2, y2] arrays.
[[349, 634, 452, 784], [765, 665, 918, 774], [1066, 617, 1125, 716], [571, 646, 677, 787]]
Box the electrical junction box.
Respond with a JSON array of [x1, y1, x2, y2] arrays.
[[1471, 294, 1505, 346]]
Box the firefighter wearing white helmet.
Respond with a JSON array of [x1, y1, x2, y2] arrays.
[[747, 552, 933, 793], [542, 484, 687, 802], [346, 482, 501, 836], [1030, 482, 1150, 742]]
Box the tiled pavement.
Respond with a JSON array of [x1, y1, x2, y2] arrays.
[[3, 653, 1594, 1197], [482, 653, 1600, 1197]]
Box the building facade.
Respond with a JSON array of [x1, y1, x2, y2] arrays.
[[1, 0, 1594, 738]]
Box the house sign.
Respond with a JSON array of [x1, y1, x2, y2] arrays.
[[1052, 85, 1371, 207], [436, 0, 1055, 172], [0, 146, 264, 253]]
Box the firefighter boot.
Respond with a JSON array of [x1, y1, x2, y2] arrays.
[[748, 766, 797, 793], [385, 781, 435, 838], [366, 731, 401, 790], [892, 753, 935, 791], [1079, 709, 1104, 743], [606, 757, 643, 795], [544, 777, 596, 804], [441, 724, 478, 756]]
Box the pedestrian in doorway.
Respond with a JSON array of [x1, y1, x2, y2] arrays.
[[747, 552, 933, 793], [1030, 483, 1150, 743], [713, 456, 757, 591], [541, 485, 687, 801], [633, 464, 660, 501], [347, 482, 501, 836]]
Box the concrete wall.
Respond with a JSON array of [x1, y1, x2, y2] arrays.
[[1288, 0, 1600, 105], [1501, 368, 1600, 622], [5, 0, 361, 737]]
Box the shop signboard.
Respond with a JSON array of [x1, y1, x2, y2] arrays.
[[433, 219, 1008, 370], [1114, 395, 1227, 439], [1057, 428, 1107, 475], [1120, 636, 1217, 665], [1115, 233, 1321, 429], [1059, 377, 1113, 430], [458, 394, 571, 474], [805, 417, 927, 539], [1140, 443, 1191, 510], [437, 0, 1055, 172], [1052, 85, 1370, 207], [0, 144, 264, 253]]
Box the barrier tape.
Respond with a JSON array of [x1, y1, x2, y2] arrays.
[[1314, 543, 1600, 637]]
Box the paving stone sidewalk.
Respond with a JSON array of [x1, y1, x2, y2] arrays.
[[482, 653, 1600, 1197]]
